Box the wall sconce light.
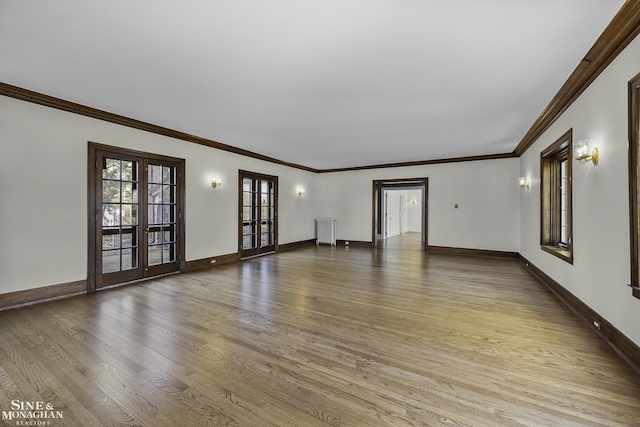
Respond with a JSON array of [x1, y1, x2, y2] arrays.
[[519, 177, 530, 189], [297, 188, 305, 197], [410, 198, 417, 205], [574, 139, 599, 165], [211, 178, 222, 189]]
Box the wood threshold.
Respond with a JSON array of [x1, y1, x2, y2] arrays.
[[520, 254, 640, 374]]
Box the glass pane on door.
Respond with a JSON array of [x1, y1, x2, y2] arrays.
[[242, 177, 258, 251], [101, 158, 139, 274], [260, 179, 275, 249], [147, 164, 177, 266], [92, 144, 184, 291], [239, 173, 277, 258]]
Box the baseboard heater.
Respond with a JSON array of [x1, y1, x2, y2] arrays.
[[315, 218, 336, 246]]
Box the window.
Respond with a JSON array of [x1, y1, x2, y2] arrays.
[[628, 73, 640, 299], [540, 129, 573, 264]]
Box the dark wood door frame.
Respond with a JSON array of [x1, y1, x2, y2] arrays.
[[238, 170, 278, 258], [372, 178, 428, 252], [88, 142, 186, 292]]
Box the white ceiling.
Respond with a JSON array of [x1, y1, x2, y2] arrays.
[[0, 0, 625, 170]]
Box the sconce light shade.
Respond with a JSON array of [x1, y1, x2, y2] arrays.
[[211, 178, 222, 188], [410, 198, 417, 205], [574, 139, 599, 165], [519, 177, 529, 189], [297, 188, 305, 197]]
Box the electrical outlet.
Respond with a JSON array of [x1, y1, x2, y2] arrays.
[[345, 241, 349, 246], [593, 320, 600, 330], [210, 259, 217, 264]]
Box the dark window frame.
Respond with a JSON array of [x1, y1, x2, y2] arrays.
[[540, 129, 573, 264], [628, 72, 640, 299]]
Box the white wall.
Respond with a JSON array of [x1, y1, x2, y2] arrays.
[[519, 34, 640, 345], [0, 91, 521, 298], [407, 189, 423, 232], [384, 190, 403, 238], [0, 96, 317, 294], [316, 158, 521, 251]]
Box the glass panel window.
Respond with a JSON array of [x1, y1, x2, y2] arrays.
[[101, 157, 139, 273], [91, 144, 184, 291], [122, 182, 137, 203], [122, 248, 137, 270], [121, 204, 137, 225], [541, 130, 573, 264], [148, 163, 177, 266], [103, 181, 121, 203], [102, 230, 120, 250], [560, 159, 569, 245], [148, 245, 163, 266], [121, 161, 134, 181], [102, 250, 120, 273], [102, 158, 120, 180], [150, 165, 163, 184], [239, 173, 277, 258]]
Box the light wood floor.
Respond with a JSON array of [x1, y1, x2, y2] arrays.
[[1, 233, 640, 426]]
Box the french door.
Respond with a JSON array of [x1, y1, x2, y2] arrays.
[[88, 143, 185, 291], [239, 170, 277, 258]]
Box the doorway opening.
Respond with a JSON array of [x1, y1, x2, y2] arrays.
[[372, 178, 428, 252]]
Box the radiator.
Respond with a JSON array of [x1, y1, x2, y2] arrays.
[[316, 219, 337, 246]]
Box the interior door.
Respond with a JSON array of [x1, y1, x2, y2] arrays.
[[144, 161, 181, 278], [240, 171, 277, 258], [89, 143, 184, 290]]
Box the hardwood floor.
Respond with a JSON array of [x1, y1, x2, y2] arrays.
[[1, 233, 639, 426]]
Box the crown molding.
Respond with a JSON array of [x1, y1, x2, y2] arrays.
[[317, 152, 516, 173], [0, 81, 517, 172], [2, 0, 637, 171], [0, 82, 319, 173], [513, 0, 640, 156]]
